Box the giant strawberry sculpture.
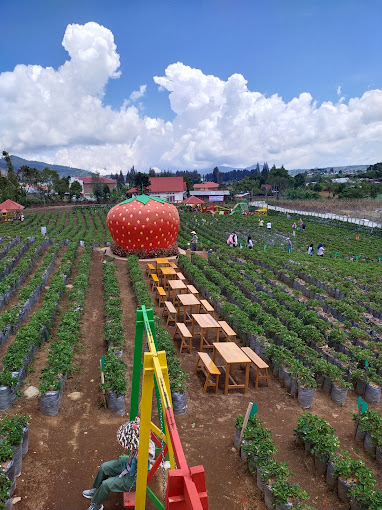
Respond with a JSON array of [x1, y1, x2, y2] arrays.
[[106, 194, 180, 256]]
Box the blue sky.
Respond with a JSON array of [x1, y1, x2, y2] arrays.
[[1, 0, 381, 173]]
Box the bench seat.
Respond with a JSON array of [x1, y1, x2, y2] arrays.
[[173, 322, 193, 353], [193, 352, 221, 393], [200, 299, 215, 318], [218, 320, 237, 342], [155, 286, 167, 307], [162, 301, 177, 326], [241, 347, 269, 388]]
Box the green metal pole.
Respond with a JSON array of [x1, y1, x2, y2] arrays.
[[147, 487, 165, 510], [130, 308, 144, 420]]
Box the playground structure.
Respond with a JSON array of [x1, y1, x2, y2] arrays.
[[254, 206, 267, 216], [127, 306, 208, 510], [229, 202, 248, 215]]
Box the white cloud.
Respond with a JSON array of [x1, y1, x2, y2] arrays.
[[0, 22, 381, 174], [130, 85, 147, 102]]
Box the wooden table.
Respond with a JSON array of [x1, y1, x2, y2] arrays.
[[168, 279, 187, 304], [155, 257, 170, 271], [191, 313, 220, 351], [177, 294, 200, 323], [212, 342, 251, 394], [160, 266, 177, 289]]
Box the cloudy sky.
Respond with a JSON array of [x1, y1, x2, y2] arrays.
[[1, 0, 381, 174]]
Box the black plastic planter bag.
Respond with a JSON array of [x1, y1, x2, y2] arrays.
[[263, 484, 275, 510], [40, 390, 61, 416], [364, 383, 381, 404], [0, 386, 13, 411], [363, 432, 376, 455], [326, 460, 338, 488], [330, 384, 348, 405], [376, 445, 382, 466], [107, 392, 125, 415], [11, 441, 22, 477], [172, 392, 186, 415], [337, 477, 352, 504], [298, 386, 314, 409]]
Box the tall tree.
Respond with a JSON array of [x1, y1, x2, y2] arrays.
[[69, 180, 83, 201], [91, 172, 103, 201], [212, 166, 221, 184], [2, 151, 19, 199], [133, 172, 151, 194]]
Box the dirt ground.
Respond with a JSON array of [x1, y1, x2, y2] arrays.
[[4, 249, 381, 510]]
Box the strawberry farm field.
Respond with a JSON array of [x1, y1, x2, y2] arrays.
[[0, 205, 381, 510]]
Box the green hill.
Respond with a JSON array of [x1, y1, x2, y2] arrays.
[[0, 155, 94, 178]]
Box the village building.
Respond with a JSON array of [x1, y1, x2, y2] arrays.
[[127, 176, 187, 203]]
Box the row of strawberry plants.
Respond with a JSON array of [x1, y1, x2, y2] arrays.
[[0, 242, 62, 347], [101, 261, 127, 415], [0, 237, 21, 261], [39, 245, 92, 415], [235, 414, 315, 510], [0, 237, 51, 310], [0, 237, 34, 280], [353, 409, 382, 465], [294, 412, 381, 509], [0, 242, 78, 410]]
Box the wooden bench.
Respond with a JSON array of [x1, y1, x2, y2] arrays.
[[173, 322, 193, 353], [187, 284, 199, 297], [155, 286, 167, 307], [162, 301, 177, 326], [146, 263, 156, 275], [241, 347, 269, 389], [169, 262, 178, 269], [176, 272, 186, 281], [150, 273, 159, 291], [218, 321, 237, 343], [200, 299, 216, 318], [193, 352, 221, 393]]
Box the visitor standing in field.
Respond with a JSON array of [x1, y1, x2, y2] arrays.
[[267, 221, 271, 230], [226, 233, 234, 246], [307, 244, 314, 255], [292, 222, 297, 230], [317, 244, 325, 256], [247, 236, 253, 249], [258, 219, 264, 227], [287, 238, 292, 253], [190, 231, 198, 251], [232, 232, 238, 247]]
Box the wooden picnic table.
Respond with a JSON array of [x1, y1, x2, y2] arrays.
[[160, 266, 177, 289], [155, 257, 170, 271], [168, 279, 187, 304], [177, 294, 200, 323], [191, 313, 220, 351], [212, 342, 251, 394]]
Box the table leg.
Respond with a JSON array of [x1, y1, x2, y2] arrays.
[[224, 363, 230, 394], [212, 346, 217, 363], [244, 362, 250, 393], [215, 327, 219, 343], [200, 327, 204, 351], [192, 318, 195, 337]]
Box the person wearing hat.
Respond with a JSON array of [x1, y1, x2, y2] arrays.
[[82, 420, 155, 510], [286, 238, 292, 253], [190, 231, 198, 251]]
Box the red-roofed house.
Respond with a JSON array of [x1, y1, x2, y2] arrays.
[[70, 176, 117, 197], [127, 177, 186, 203], [193, 182, 220, 191], [190, 181, 229, 203]]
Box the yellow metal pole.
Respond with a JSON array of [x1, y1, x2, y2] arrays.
[[135, 353, 154, 510]]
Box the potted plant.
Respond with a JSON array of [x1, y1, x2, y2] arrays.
[[349, 486, 382, 510], [0, 472, 12, 510], [0, 415, 25, 478], [0, 441, 15, 498], [297, 369, 316, 409], [330, 377, 352, 405], [271, 479, 309, 510]]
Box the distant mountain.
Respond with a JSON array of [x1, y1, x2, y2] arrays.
[[0, 155, 94, 178], [200, 163, 370, 177]]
